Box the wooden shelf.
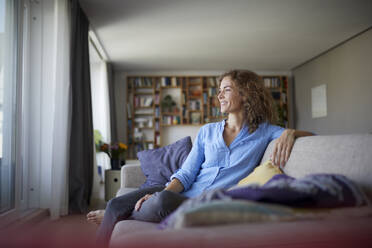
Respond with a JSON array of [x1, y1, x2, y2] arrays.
[[161, 86, 181, 89], [134, 140, 154, 143], [134, 113, 153, 116], [135, 106, 153, 109], [188, 95, 202, 99], [134, 86, 153, 89], [134, 92, 154, 96], [162, 112, 181, 115]]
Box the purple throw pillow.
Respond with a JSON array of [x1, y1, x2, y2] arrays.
[[137, 136, 192, 189]]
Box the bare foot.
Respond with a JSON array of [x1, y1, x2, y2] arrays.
[[87, 210, 105, 225]]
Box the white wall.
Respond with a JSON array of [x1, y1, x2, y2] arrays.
[[293, 28, 372, 135]]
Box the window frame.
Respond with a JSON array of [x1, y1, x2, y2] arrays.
[[0, 0, 28, 223]]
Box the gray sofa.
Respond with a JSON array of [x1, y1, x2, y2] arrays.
[[111, 134, 372, 248]]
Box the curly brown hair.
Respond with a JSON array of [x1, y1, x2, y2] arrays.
[[219, 69, 277, 133]]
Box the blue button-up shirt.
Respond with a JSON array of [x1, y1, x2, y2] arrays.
[[170, 120, 285, 198]]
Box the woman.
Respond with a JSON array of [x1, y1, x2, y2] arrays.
[[88, 70, 313, 246]]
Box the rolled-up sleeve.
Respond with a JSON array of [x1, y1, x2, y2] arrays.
[[170, 127, 205, 191], [269, 124, 285, 141]]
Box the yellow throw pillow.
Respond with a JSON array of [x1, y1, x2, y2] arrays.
[[238, 160, 283, 186]]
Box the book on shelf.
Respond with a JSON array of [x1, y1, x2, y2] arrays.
[[162, 115, 181, 125], [281, 92, 287, 104], [155, 94, 160, 104], [144, 97, 153, 107], [127, 103, 132, 118], [263, 77, 281, 88], [189, 100, 201, 110], [155, 134, 161, 146], [134, 96, 153, 107], [203, 92, 208, 103], [155, 107, 160, 117], [161, 77, 171, 87], [208, 87, 217, 96], [190, 112, 201, 124], [189, 85, 202, 97], [134, 117, 153, 128], [210, 107, 220, 117], [155, 120, 160, 131], [181, 92, 186, 105], [207, 77, 218, 87], [271, 92, 281, 100], [170, 77, 181, 87], [133, 77, 153, 87], [189, 77, 202, 84]]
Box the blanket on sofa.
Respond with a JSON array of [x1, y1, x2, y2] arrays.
[[160, 174, 370, 229]]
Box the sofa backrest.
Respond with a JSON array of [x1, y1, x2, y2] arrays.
[[261, 134, 372, 200]]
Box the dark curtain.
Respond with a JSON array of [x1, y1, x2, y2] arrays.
[[107, 63, 118, 142], [69, 0, 93, 213]]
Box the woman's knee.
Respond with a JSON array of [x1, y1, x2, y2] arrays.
[[106, 196, 126, 213], [106, 198, 117, 211], [151, 190, 186, 213]]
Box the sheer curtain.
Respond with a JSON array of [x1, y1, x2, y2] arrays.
[[22, 0, 71, 219], [49, 0, 71, 219], [90, 58, 111, 172], [90, 58, 112, 201]]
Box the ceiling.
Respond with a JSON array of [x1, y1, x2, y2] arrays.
[[79, 0, 372, 72]]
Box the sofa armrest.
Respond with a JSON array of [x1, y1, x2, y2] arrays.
[[121, 164, 146, 188]]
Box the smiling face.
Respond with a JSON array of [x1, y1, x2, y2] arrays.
[[218, 76, 243, 114]]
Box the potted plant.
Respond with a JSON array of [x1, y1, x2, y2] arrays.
[[99, 142, 128, 170]]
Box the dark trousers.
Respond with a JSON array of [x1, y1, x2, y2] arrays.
[[96, 186, 188, 246]]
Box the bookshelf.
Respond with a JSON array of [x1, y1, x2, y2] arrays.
[[126, 75, 289, 158], [262, 76, 289, 128]]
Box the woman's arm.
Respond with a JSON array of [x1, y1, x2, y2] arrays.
[[135, 127, 207, 211], [164, 178, 184, 193], [271, 129, 314, 167], [134, 178, 184, 211]]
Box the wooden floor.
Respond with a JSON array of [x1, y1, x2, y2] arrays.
[[0, 183, 108, 248], [0, 214, 102, 248]]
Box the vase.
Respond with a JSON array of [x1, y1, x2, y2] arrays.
[[111, 158, 126, 170]]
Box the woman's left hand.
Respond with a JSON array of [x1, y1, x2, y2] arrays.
[[270, 129, 296, 168]]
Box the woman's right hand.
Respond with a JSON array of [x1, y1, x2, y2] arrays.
[[134, 194, 153, 211]]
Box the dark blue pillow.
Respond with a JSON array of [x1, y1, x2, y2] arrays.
[[137, 136, 192, 189]]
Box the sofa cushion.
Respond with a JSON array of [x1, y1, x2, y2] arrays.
[[110, 220, 158, 243], [137, 136, 192, 189], [261, 134, 372, 200], [236, 160, 283, 187], [111, 217, 372, 248]]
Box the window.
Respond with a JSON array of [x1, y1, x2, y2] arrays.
[[0, 0, 20, 214]]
